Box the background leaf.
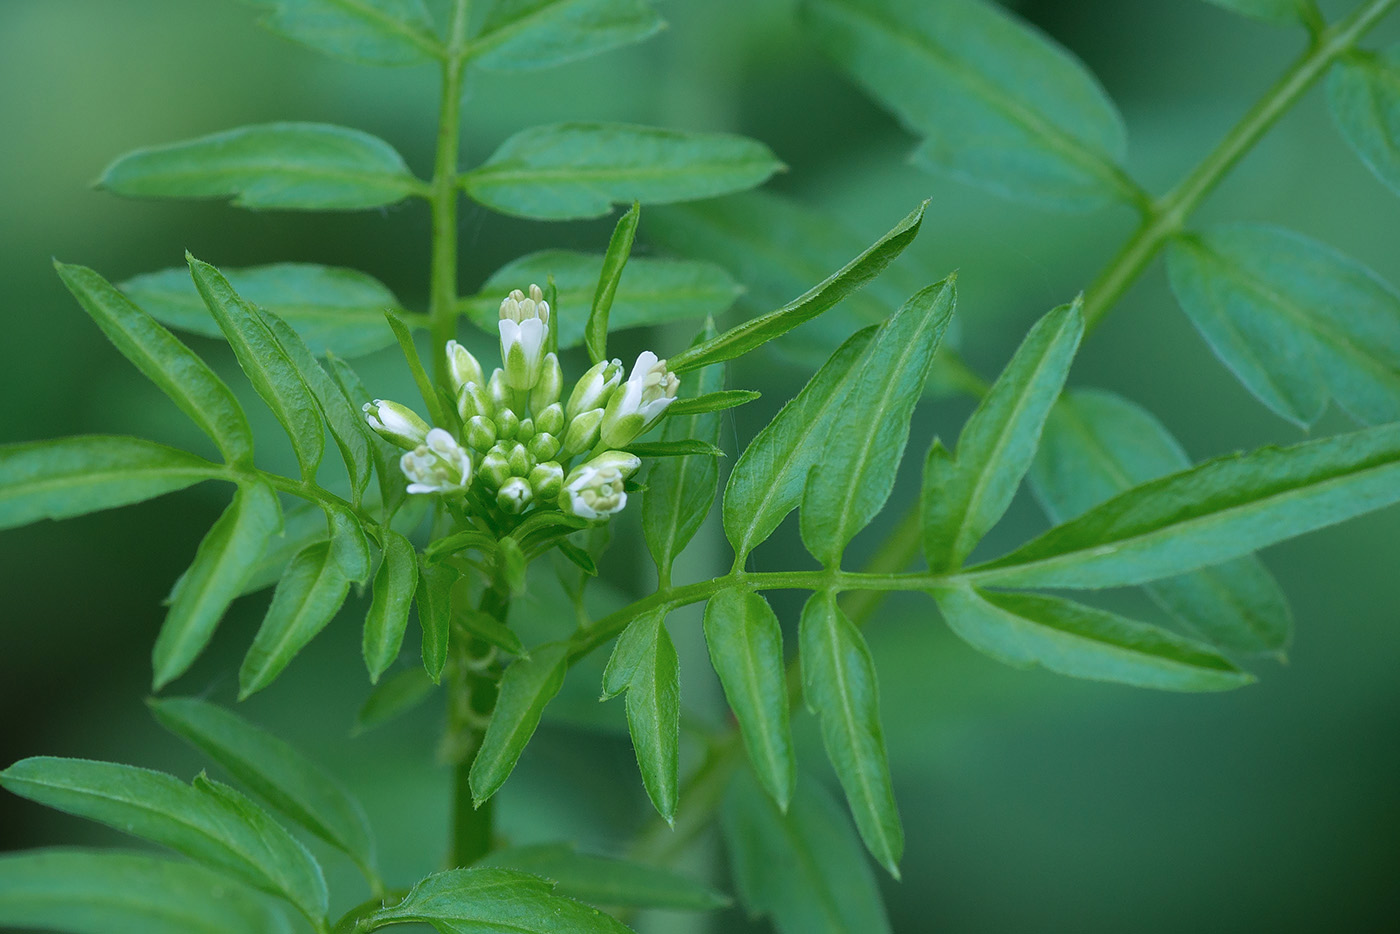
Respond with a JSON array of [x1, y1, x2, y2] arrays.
[[365, 866, 631, 933], [468, 0, 662, 72], [1202, 0, 1313, 26], [355, 667, 437, 734], [1330, 47, 1400, 198], [239, 540, 352, 698], [479, 843, 729, 911], [469, 643, 570, 805], [239, 0, 441, 65]]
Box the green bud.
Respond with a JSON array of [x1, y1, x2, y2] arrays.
[[536, 402, 565, 436], [529, 461, 564, 500], [488, 368, 511, 411], [507, 442, 533, 477], [495, 406, 520, 440], [479, 446, 511, 488], [457, 381, 494, 422], [446, 340, 484, 397], [561, 408, 604, 459], [497, 476, 533, 514], [530, 352, 563, 413], [566, 358, 623, 422], [527, 432, 561, 462], [363, 399, 431, 450], [516, 418, 535, 443], [465, 415, 496, 452]]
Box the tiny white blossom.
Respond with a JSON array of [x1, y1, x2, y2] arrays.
[[560, 451, 641, 521], [565, 358, 623, 421], [364, 399, 430, 450], [499, 285, 551, 391], [599, 351, 679, 449], [400, 428, 473, 495]]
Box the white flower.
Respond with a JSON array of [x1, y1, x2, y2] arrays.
[[560, 451, 642, 521], [565, 358, 623, 421], [599, 351, 679, 449], [499, 285, 551, 391], [364, 399, 430, 450], [400, 428, 473, 495]]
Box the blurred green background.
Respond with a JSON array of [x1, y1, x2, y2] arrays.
[[3, 1, 1400, 931]]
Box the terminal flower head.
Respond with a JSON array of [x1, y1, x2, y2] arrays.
[[499, 284, 550, 391]]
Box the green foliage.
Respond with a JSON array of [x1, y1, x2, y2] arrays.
[[363, 530, 420, 682], [586, 202, 639, 364], [469, 643, 570, 806], [1331, 47, 1400, 196], [240, 541, 353, 698], [622, 611, 681, 822], [355, 667, 438, 734], [416, 559, 458, 681], [1203, 0, 1316, 26], [467, 0, 663, 72], [240, 0, 441, 65], [480, 844, 730, 910]]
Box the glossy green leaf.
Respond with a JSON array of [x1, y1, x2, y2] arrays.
[[1030, 389, 1291, 655], [459, 607, 527, 657], [324, 501, 372, 583], [239, 541, 351, 698], [149, 697, 377, 874], [0, 758, 327, 921], [724, 327, 876, 561], [974, 420, 1400, 589], [238, 500, 328, 597], [498, 536, 528, 595], [462, 122, 782, 220], [0, 436, 221, 532], [479, 843, 729, 910], [625, 610, 680, 823], [1168, 224, 1400, 426], [601, 607, 665, 699], [102, 123, 422, 210], [154, 480, 283, 689], [122, 263, 403, 358], [1331, 48, 1400, 197], [363, 529, 419, 682], [469, 643, 570, 805], [0, 849, 290, 934], [932, 585, 1255, 691], [923, 300, 1083, 571], [417, 558, 458, 682], [669, 200, 927, 373], [722, 770, 892, 934], [586, 201, 640, 364], [239, 0, 441, 65], [703, 590, 795, 811], [56, 262, 254, 465], [467, 0, 662, 72], [466, 249, 740, 348], [363, 866, 631, 933], [1202, 0, 1313, 25], [667, 389, 759, 416], [188, 255, 325, 480], [801, 278, 956, 566], [354, 666, 437, 734], [798, 592, 902, 877], [800, 0, 1133, 210]]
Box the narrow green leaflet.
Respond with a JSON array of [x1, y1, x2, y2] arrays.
[[798, 592, 902, 877], [703, 590, 795, 811], [724, 327, 875, 560], [1203, 0, 1313, 26], [325, 352, 409, 515], [239, 500, 327, 596], [188, 256, 325, 480], [386, 310, 450, 428], [601, 607, 665, 699], [0, 849, 290, 934], [973, 420, 1400, 590], [801, 278, 956, 566], [363, 529, 419, 682], [460, 608, 527, 657], [722, 770, 892, 934], [800, 0, 1133, 210], [586, 201, 640, 364], [324, 501, 372, 582], [479, 844, 729, 910], [122, 263, 403, 358], [154, 480, 283, 689], [669, 200, 927, 374], [467, 0, 663, 72], [625, 610, 680, 823], [240, 541, 351, 698], [466, 250, 740, 347], [667, 390, 759, 416], [417, 558, 458, 682], [625, 439, 721, 458], [1331, 47, 1400, 197], [363, 867, 631, 933], [355, 667, 436, 734], [238, 0, 441, 65], [462, 122, 782, 220], [101, 123, 422, 210], [56, 262, 254, 465], [469, 643, 570, 805], [0, 758, 327, 921], [923, 300, 1083, 571], [0, 436, 222, 532], [1029, 389, 1291, 655], [1168, 225, 1400, 426], [149, 697, 377, 874], [932, 586, 1254, 691]]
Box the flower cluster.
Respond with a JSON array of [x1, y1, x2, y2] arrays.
[[363, 285, 679, 521]]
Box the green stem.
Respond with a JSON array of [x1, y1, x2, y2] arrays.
[[448, 582, 503, 866], [428, 0, 473, 384]]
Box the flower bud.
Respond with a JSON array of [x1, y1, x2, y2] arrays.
[[364, 399, 431, 450], [445, 340, 484, 397], [560, 451, 641, 521], [599, 351, 679, 449], [479, 445, 511, 488], [506, 442, 533, 478], [566, 358, 623, 422], [527, 432, 560, 462], [465, 415, 496, 452], [516, 418, 535, 443], [497, 476, 533, 514], [561, 408, 604, 459], [400, 428, 473, 495], [499, 286, 550, 392], [495, 406, 520, 440], [456, 381, 494, 422], [530, 353, 563, 413], [529, 461, 564, 501], [488, 368, 511, 411], [535, 403, 565, 436]]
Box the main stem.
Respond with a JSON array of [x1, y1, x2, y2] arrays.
[[428, 0, 472, 385]]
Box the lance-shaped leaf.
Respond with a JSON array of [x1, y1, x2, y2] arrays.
[[467, 0, 663, 72], [1166, 224, 1400, 426], [0, 849, 291, 934], [0, 436, 222, 532], [932, 586, 1254, 691], [462, 122, 782, 220], [722, 769, 892, 934], [122, 263, 403, 358], [469, 643, 570, 805], [363, 867, 631, 933], [667, 389, 759, 416], [325, 351, 410, 517], [923, 300, 1083, 570], [148, 696, 377, 876], [704, 590, 795, 811], [671, 200, 928, 373], [1030, 389, 1291, 656], [801, 0, 1134, 210], [801, 278, 956, 566], [460, 607, 527, 657], [363, 529, 419, 682], [101, 123, 422, 211], [188, 255, 324, 480], [239, 500, 330, 597], [972, 420, 1400, 590], [323, 501, 372, 582], [466, 250, 740, 347], [355, 667, 437, 734], [56, 262, 254, 465], [238, 0, 442, 65], [586, 201, 639, 364], [479, 843, 729, 910], [1331, 48, 1400, 198], [601, 607, 666, 699], [798, 592, 902, 877], [1203, 0, 1315, 26], [624, 439, 721, 458], [154, 480, 283, 689], [625, 611, 680, 823], [0, 758, 327, 922], [417, 558, 458, 682], [239, 541, 351, 698], [724, 327, 875, 560]]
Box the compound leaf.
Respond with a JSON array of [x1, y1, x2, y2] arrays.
[[467, 0, 662, 72]]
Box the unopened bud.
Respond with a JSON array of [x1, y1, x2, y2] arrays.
[[363, 399, 430, 450], [495, 406, 520, 440], [536, 403, 565, 436], [529, 461, 564, 500], [527, 432, 560, 462], [530, 353, 563, 412], [446, 340, 484, 397], [488, 368, 511, 411], [566, 358, 623, 422], [465, 415, 497, 452], [479, 446, 511, 488], [457, 381, 494, 422], [516, 418, 535, 443], [497, 476, 533, 514], [561, 408, 604, 459], [506, 442, 533, 477]]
